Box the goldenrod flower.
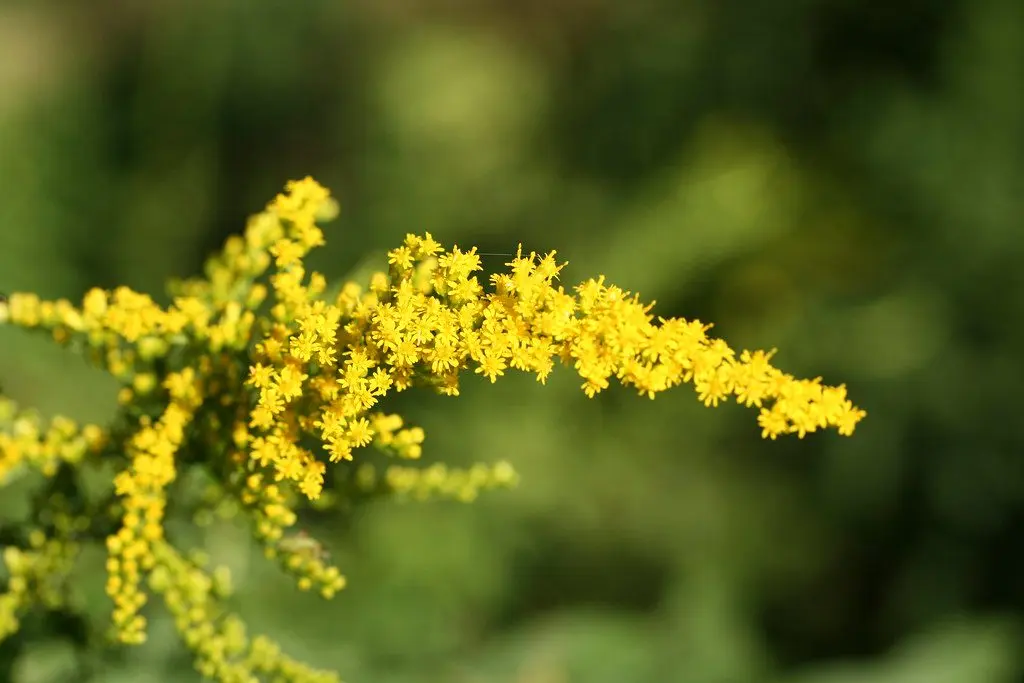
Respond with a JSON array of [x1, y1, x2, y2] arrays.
[[0, 176, 863, 683]]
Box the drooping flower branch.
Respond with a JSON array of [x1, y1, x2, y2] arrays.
[[0, 178, 864, 682]]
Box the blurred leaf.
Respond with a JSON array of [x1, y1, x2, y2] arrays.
[[785, 617, 1022, 683], [470, 609, 661, 683], [13, 640, 78, 683]]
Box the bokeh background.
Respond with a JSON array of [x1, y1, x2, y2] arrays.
[[1, 1, 1023, 681]]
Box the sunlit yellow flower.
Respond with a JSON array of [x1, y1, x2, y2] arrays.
[[0, 176, 863, 683]]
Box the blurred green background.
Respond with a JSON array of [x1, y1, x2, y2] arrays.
[[1, 1, 1023, 681]]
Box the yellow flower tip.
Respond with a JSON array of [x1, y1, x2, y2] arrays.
[[316, 197, 340, 222], [132, 373, 158, 395], [491, 461, 518, 486], [269, 239, 306, 268]]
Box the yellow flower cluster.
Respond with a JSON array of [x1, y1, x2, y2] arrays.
[[145, 542, 337, 683], [0, 397, 106, 481], [0, 529, 79, 642], [0, 177, 864, 682], [106, 367, 204, 643], [384, 461, 520, 502]]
